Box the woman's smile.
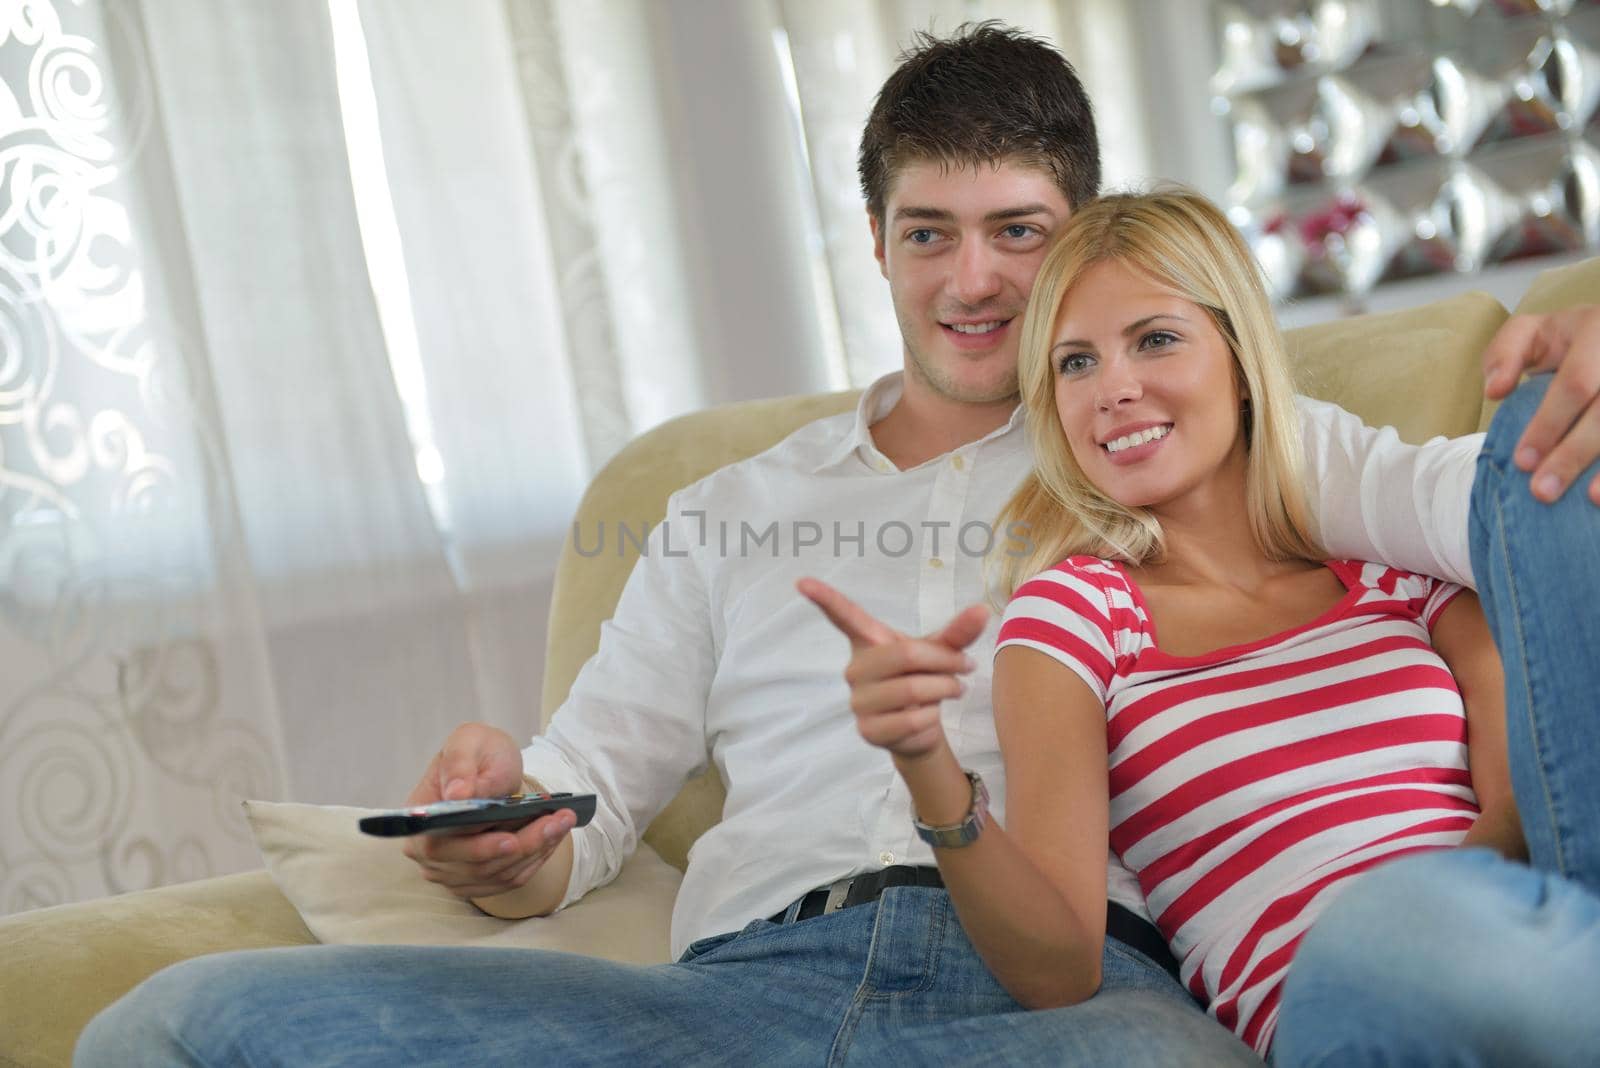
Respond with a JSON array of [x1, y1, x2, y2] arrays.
[[1098, 421, 1174, 464]]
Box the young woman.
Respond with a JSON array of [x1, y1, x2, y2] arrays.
[[989, 188, 1529, 1054], [804, 189, 1598, 1060]]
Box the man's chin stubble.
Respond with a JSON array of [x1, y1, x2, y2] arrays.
[[903, 346, 1019, 407], [926, 366, 1020, 406]]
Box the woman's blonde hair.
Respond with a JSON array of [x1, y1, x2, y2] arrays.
[[992, 187, 1324, 599]]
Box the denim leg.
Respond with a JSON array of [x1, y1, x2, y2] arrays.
[[1469, 373, 1600, 889], [78, 890, 1260, 1067], [1272, 374, 1600, 1066], [75, 922, 854, 1068], [835, 888, 1260, 1067], [1272, 849, 1600, 1068]]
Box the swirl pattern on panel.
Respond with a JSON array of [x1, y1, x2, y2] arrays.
[[505, 0, 630, 471], [0, 0, 283, 914]]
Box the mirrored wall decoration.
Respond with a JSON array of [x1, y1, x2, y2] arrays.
[[1239, 206, 1307, 299], [1294, 189, 1388, 294], [1318, 55, 1450, 177], [1215, 0, 1600, 303], [1476, 136, 1600, 258]]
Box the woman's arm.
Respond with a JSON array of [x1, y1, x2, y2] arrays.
[[801, 577, 1113, 1008], [1431, 590, 1528, 860], [903, 646, 1112, 1008]]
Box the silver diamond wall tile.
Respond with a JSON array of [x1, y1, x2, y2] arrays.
[[1432, 55, 1514, 155], [1476, 32, 1569, 146], [1215, 0, 1600, 301], [1214, 4, 1288, 94], [1308, 0, 1380, 70], [1487, 0, 1581, 16], [1243, 206, 1307, 298], [1262, 79, 1335, 184], [1228, 96, 1293, 203], [1555, 13, 1600, 127], [1473, 137, 1596, 259], [1293, 189, 1391, 294], [1364, 161, 1510, 276], [1320, 55, 1448, 178]]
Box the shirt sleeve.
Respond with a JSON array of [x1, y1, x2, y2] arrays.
[[1295, 394, 1480, 589], [524, 490, 716, 909], [1421, 578, 1466, 632], [995, 560, 1118, 705]]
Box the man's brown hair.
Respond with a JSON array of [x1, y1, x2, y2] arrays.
[[858, 21, 1100, 220]]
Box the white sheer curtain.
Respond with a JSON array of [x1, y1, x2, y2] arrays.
[[1, 0, 293, 911], [1, 0, 1198, 912]]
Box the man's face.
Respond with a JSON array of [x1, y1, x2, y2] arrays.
[[871, 159, 1071, 406]]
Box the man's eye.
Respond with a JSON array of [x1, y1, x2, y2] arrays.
[[1058, 353, 1094, 375], [1002, 224, 1036, 239], [908, 229, 938, 245]]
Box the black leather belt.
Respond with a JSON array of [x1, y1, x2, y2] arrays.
[[1105, 900, 1180, 982], [768, 865, 1180, 982], [769, 865, 946, 924]]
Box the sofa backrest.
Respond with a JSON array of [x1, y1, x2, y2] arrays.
[[541, 255, 1599, 872]]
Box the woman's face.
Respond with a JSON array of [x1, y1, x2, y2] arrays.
[[1050, 258, 1248, 516]]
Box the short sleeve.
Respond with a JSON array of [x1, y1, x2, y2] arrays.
[[1421, 579, 1465, 632], [996, 559, 1120, 704], [1340, 560, 1465, 634]]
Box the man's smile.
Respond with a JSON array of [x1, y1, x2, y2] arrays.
[[941, 317, 1016, 350]]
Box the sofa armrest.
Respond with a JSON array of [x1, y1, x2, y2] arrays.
[[0, 841, 680, 1068], [0, 870, 313, 1068]]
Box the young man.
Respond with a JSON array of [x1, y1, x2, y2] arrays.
[[80, 24, 1600, 1067]]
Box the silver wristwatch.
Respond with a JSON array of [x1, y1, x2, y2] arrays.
[[912, 770, 989, 849]]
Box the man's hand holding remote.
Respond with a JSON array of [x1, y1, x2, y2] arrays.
[[401, 722, 576, 917]]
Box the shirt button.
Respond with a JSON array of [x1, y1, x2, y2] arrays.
[[878, 851, 896, 866], [952, 455, 966, 471], [929, 558, 944, 569]]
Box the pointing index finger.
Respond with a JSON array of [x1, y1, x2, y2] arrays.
[[797, 577, 899, 651]]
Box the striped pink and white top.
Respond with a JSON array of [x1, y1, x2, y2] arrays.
[[996, 557, 1476, 1054]]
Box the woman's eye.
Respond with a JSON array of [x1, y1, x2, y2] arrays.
[[1140, 330, 1178, 350], [1058, 353, 1094, 375]]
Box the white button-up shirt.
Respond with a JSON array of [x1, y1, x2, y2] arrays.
[[525, 373, 1480, 957]]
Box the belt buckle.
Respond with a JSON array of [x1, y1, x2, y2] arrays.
[[822, 875, 852, 915]]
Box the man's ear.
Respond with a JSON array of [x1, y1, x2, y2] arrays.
[[869, 209, 888, 280]]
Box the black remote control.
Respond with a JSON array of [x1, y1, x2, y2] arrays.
[[358, 793, 597, 837]]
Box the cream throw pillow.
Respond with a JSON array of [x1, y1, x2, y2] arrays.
[[244, 800, 679, 964]]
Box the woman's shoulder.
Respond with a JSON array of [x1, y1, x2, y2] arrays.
[[1000, 556, 1151, 673], [1007, 556, 1138, 623], [1326, 558, 1451, 590], [1019, 554, 1128, 589], [1325, 559, 1461, 616]]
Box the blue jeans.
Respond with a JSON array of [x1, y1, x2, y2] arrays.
[[77, 887, 1259, 1066], [1274, 375, 1600, 1066]]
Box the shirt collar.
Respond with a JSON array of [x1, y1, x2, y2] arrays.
[[813, 371, 1028, 474]]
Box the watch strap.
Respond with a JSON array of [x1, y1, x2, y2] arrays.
[[913, 770, 989, 849]]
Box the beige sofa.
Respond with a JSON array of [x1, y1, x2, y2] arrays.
[[2, 256, 1596, 1067]]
